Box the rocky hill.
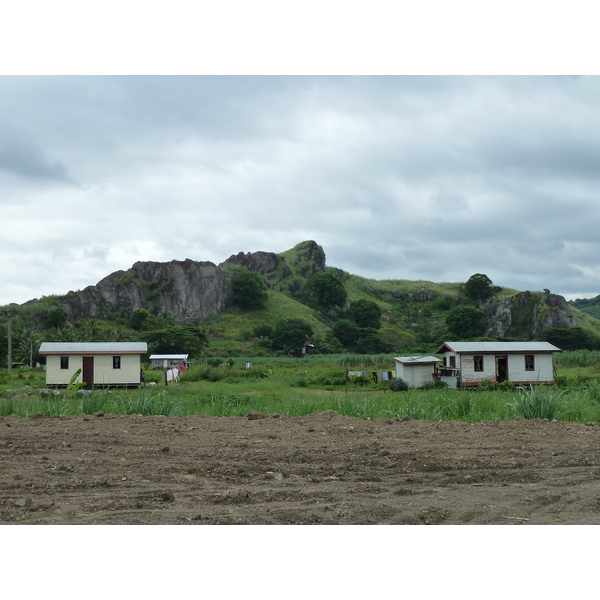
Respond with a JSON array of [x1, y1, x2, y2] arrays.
[[58, 240, 326, 325], [11, 240, 595, 349], [483, 291, 577, 338]]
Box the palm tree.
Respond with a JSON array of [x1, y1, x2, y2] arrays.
[[158, 310, 175, 326], [75, 320, 104, 342], [14, 328, 42, 367]]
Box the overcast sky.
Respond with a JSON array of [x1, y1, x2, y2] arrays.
[[2, 75, 600, 306]]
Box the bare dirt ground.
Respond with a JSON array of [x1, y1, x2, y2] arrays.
[[2, 411, 600, 524]]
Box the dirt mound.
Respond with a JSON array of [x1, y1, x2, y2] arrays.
[[2, 412, 600, 524]]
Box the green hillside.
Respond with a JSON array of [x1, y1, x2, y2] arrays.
[[3, 240, 600, 365], [570, 296, 600, 320]]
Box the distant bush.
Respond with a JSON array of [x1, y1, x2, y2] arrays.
[[496, 380, 515, 393], [253, 324, 273, 338], [476, 379, 496, 392], [312, 371, 348, 387], [232, 270, 268, 309], [348, 374, 372, 387], [544, 328, 600, 351], [182, 365, 230, 383], [388, 377, 409, 392], [420, 380, 448, 390]]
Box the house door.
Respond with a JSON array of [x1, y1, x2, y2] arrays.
[[496, 356, 508, 383], [82, 356, 94, 387]]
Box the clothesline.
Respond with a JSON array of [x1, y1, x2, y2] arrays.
[[164, 362, 187, 385]]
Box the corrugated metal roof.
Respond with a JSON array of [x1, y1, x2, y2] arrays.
[[149, 354, 189, 359], [434, 341, 561, 354], [393, 356, 441, 364], [39, 342, 148, 354]]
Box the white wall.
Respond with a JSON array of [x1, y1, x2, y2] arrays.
[[45, 354, 141, 387], [93, 355, 141, 386], [506, 353, 554, 384], [445, 352, 556, 386], [459, 354, 495, 386], [395, 363, 436, 387], [45, 354, 83, 386]]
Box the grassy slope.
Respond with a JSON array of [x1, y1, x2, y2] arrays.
[[570, 296, 600, 319], [203, 260, 600, 355], [202, 289, 332, 355]]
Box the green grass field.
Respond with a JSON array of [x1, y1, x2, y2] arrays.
[[3, 351, 600, 422]]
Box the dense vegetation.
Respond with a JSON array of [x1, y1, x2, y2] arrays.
[[2, 350, 600, 422], [1, 241, 600, 374], [570, 295, 600, 320]]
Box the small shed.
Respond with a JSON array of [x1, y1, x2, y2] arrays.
[[393, 356, 441, 388], [39, 342, 148, 388], [149, 354, 189, 370], [434, 341, 561, 388]]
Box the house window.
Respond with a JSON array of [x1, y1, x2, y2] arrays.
[[525, 355, 535, 371], [449, 355, 456, 368], [60, 356, 69, 369], [474, 356, 484, 372], [113, 356, 121, 369]]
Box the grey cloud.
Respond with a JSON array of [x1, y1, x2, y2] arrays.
[[2, 76, 600, 305], [0, 121, 73, 183]]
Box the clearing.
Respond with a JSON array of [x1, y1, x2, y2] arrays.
[[2, 412, 600, 524]]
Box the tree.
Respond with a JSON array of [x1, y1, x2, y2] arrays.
[[233, 270, 268, 309], [446, 306, 487, 338], [45, 307, 68, 329], [14, 328, 42, 367], [464, 273, 494, 303], [304, 272, 347, 310], [271, 319, 313, 354], [353, 328, 393, 354], [144, 325, 209, 355], [332, 319, 360, 347], [348, 299, 381, 329], [129, 309, 157, 331], [544, 327, 599, 350]]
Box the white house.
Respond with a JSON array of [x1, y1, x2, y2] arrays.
[[393, 356, 441, 388], [39, 342, 148, 388], [149, 354, 189, 369], [433, 341, 561, 388]]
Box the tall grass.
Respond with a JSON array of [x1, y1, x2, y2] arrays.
[[554, 350, 600, 368], [3, 355, 600, 423], [2, 384, 600, 422], [510, 386, 565, 420]]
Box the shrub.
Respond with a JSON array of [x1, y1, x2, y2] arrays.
[[348, 374, 372, 386], [253, 324, 273, 338], [554, 374, 578, 389], [182, 365, 229, 382], [313, 371, 348, 387], [496, 380, 515, 393], [477, 379, 496, 392], [421, 380, 449, 390], [388, 377, 409, 392]]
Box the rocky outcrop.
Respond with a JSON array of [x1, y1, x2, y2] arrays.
[[60, 259, 234, 325], [484, 292, 577, 339], [219, 251, 279, 274], [58, 241, 327, 325]]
